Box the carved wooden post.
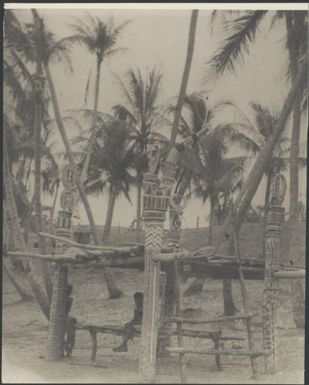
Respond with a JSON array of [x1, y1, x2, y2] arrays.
[[139, 172, 166, 378], [262, 174, 286, 373], [139, 146, 176, 378], [47, 210, 72, 360], [47, 165, 77, 361]]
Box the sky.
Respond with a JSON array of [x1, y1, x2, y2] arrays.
[[9, 7, 308, 229]]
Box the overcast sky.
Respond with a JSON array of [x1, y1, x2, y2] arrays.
[[12, 8, 308, 228]]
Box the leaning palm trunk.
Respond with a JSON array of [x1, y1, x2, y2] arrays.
[[102, 189, 117, 242], [41, 46, 122, 298], [223, 235, 238, 316], [164, 10, 199, 303], [33, 61, 53, 304], [4, 134, 50, 316], [80, 56, 102, 183], [224, 64, 307, 236], [212, 65, 306, 316], [168, 9, 199, 151], [3, 256, 32, 300]]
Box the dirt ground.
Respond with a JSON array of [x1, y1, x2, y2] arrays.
[[2, 224, 305, 384]]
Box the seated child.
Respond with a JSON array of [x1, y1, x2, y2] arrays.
[[113, 292, 143, 352]]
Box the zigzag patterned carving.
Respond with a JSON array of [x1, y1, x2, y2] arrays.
[[145, 224, 163, 251]]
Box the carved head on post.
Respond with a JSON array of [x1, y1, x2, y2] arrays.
[[147, 144, 162, 175], [270, 174, 287, 207]]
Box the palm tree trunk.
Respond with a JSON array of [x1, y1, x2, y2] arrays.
[[3, 138, 27, 255], [289, 94, 301, 221], [286, 12, 303, 222], [216, 63, 305, 319], [33, 60, 53, 304], [102, 189, 117, 242], [80, 56, 102, 183], [43, 64, 99, 242], [262, 173, 272, 256], [223, 235, 238, 316], [285, 13, 304, 328], [168, 9, 199, 151], [43, 61, 122, 298], [4, 133, 50, 314], [136, 177, 143, 242], [3, 259, 32, 300]]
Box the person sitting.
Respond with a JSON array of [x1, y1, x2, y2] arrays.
[[113, 292, 143, 352], [63, 283, 76, 357]]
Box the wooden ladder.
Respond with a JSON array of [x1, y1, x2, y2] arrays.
[[165, 214, 268, 383]]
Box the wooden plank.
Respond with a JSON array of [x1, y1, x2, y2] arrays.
[[165, 347, 270, 357], [76, 324, 140, 336], [273, 270, 305, 279], [166, 312, 258, 324], [6, 251, 98, 264], [39, 232, 140, 253]]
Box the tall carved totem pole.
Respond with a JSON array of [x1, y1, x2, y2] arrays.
[[262, 174, 286, 373], [139, 146, 178, 378]]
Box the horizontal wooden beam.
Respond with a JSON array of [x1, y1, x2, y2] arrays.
[[170, 330, 245, 341], [165, 312, 258, 324], [6, 251, 96, 264], [273, 269, 305, 279], [38, 232, 141, 254], [165, 347, 270, 357]]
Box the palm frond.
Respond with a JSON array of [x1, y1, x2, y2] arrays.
[[209, 10, 267, 74]]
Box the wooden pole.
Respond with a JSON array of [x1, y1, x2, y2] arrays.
[[196, 216, 200, 229], [232, 211, 257, 379], [262, 174, 286, 374], [174, 261, 187, 383]]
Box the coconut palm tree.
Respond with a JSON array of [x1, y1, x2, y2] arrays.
[[4, 131, 51, 319], [30, 9, 122, 298], [220, 102, 306, 221], [209, 12, 307, 321], [192, 132, 244, 245], [209, 10, 308, 223], [68, 13, 130, 184], [83, 116, 137, 241], [179, 125, 244, 302], [3, 131, 32, 300], [113, 67, 162, 241]]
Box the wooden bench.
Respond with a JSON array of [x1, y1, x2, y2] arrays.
[[75, 323, 141, 361], [75, 323, 245, 365]]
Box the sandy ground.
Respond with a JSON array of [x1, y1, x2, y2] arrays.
[[2, 266, 305, 384]]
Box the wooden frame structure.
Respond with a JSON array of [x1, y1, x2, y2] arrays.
[[6, 161, 305, 381]]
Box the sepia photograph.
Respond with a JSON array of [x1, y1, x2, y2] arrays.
[[2, 3, 307, 383]]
